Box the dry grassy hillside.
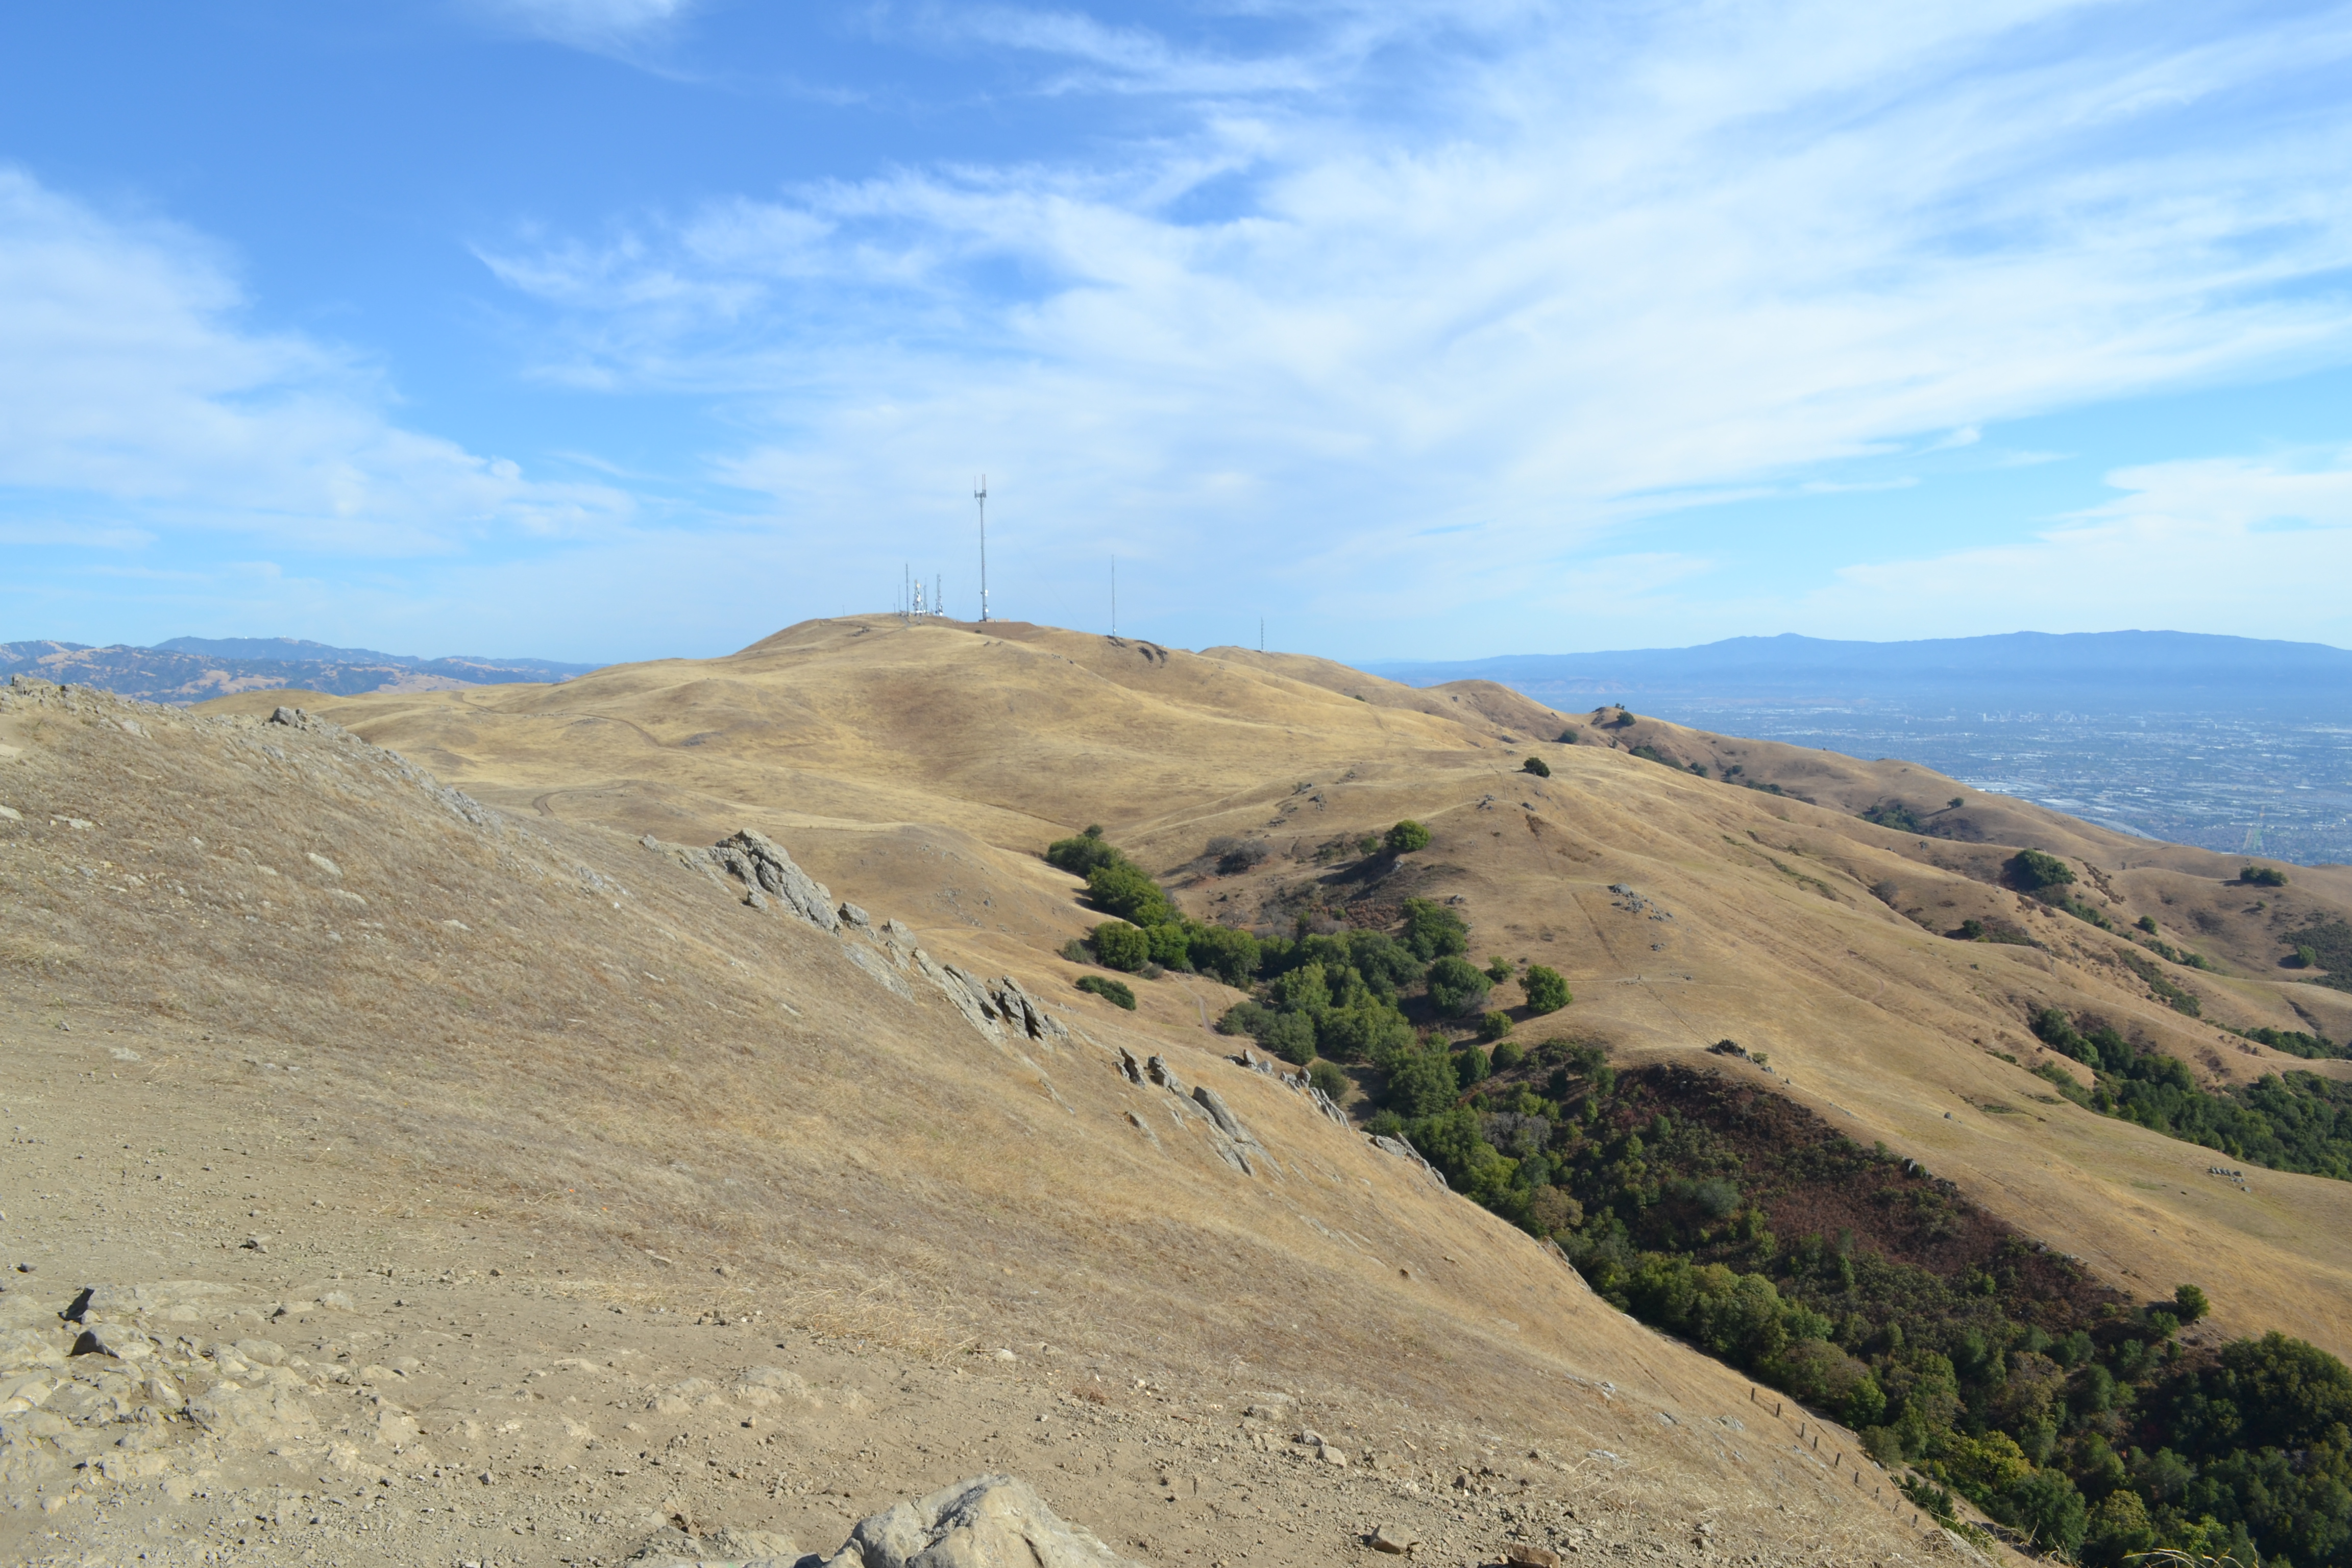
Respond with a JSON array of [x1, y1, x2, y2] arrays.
[[0, 676, 1945, 1567], [200, 618, 2352, 1373]]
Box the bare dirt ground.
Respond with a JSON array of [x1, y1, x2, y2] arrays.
[[0, 678, 1952, 1568]]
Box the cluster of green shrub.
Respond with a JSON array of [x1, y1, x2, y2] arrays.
[[2288, 919, 2352, 993], [1047, 826, 1266, 987], [2140, 935, 2217, 971], [2031, 1010, 2352, 1180], [1957, 918, 2040, 948], [2242, 865, 2290, 888], [1052, 826, 1571, 1067], [1074, 974, 1136, 1010], [1863, 800, 1926, 833], [1437, 1054, 2352, 1567], [2003, 850, 2135, 933], [2232, 1024, 2347, 1061], [2118, 950, 2203, 1017], [1214, 902, 1574, 1072]]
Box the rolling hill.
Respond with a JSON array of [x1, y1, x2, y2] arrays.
[[5, 615, 2350, 1565]]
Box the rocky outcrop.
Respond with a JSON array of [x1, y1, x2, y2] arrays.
[[827, 1474, 1143, 1568], [638, 1475, 1140, 1568], [1231, 1047, 1350, 1126], [1191, 1084, 1271, 1177], [712, 830, 841, 930], [928, 964, 1071, 1051], [1370, 1133, 1449, 1189]]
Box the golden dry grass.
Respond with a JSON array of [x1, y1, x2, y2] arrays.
[[0, 676, 1952, 1564], [189, 616, 2352, 1364]]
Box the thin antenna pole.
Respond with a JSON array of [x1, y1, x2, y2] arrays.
[[975, 476, 990, 624], [1111, 556, 1117, 636], [1260, 616, 1265, 653]]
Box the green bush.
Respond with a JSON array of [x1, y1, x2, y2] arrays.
[[1091, 921, 1151, 972], [2242, 864, 2289, 887], [1086, 861, 1177, 927], [1426, 954, 1491, 1015], [1400, 897, 1468, 961], [1556, 727, 1579, 744], [1147, 921, 1192, 969], [1384, 819, 1431, 854], [1045, 825, 1124, 877], [1860, 801, 1925, 833], [2007, 849, 2076, 893], [1187, 923, 1262, 989], [1454, 1045, 1491, 1086], [1074, 974, 1136, 1010], [1257, 1011, 1317, 1065], [1490, 1037, 1526, 1071], [1522, 755, 1551, 777], [1383, 1047, 1461, 1116], [2137, 915, 2159, 935], [1307, 1060, 1349, 1099], [1522, 964, 1570, 1014], [1316, 1000, 1413, 1063], [1477, 1010, 1514, 1042], [1484, 954, 1513, 983]]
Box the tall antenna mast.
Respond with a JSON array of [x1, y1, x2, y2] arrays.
[[1259, 616, 1265, 653], [974, 475, 990, 624], [1111, 556, 1117, 636]]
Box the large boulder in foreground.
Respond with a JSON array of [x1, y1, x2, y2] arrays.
[[642, 1474, 1140, 1568], [825, 1475, 1141, 1568]]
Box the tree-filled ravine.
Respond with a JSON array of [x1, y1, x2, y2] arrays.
[[1405, 1055, 2352, 1567], [1044, 825, 2352, 1566], [2030, 1010, 2352, 1181]]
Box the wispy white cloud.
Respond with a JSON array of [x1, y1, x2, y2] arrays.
[[1806, 451, 2352, 640], [474, 0, 2352, 646], [0, 168, 632, 557]]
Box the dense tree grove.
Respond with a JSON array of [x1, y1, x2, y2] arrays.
[[1046, 829, 1548, 1068], [2032, 1011, 2352, 1180], [1384, 1051, 2352, 1566]]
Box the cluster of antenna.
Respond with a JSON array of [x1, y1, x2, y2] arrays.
[[897, 564, 946, 624]]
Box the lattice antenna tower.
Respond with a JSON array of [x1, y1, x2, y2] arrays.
[[974, 476, 990, 624]]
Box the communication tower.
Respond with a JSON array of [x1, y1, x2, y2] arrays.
[[974, 476, 990, 624]]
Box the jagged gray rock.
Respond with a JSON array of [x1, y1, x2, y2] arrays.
[[817, 1474, 1144, 1568], [1190, 1084, 1250, 1142], [712, 830, 841, 930], [1370, 1133, 1449, 1189], [985, 974, 1070, 1050], [1146, 1055, 1185, 1095], [1116, 1047, 1144, 1086]]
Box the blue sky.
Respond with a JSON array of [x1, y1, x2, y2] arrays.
[[6, 2, 2352, 664]]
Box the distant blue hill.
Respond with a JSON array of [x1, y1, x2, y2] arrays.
[[151, 635, 596, 678], [1, 636, 601, 704], [1366, 630, 2352, 710]]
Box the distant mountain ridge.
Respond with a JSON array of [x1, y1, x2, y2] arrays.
[[1365, 629, 2352, 710], [1, 636, 600, 704]]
